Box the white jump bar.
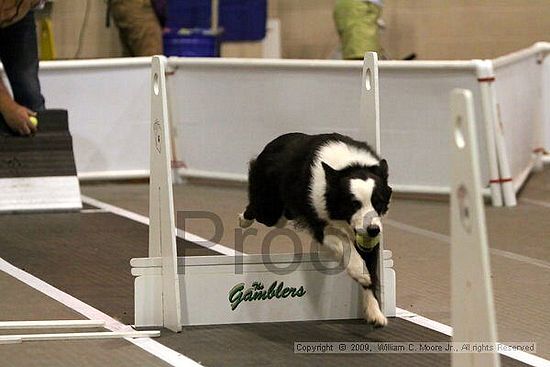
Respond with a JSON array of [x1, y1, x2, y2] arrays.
[[0, 330, 160, 343], [0, 320, 105, 330]]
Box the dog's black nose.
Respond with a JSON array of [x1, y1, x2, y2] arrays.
[[366, 224, 380, 237]]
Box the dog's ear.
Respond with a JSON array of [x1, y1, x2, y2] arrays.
[[378, 159, 389, 180], [322, 162, 336, 178], [370, 160, 389, 181]]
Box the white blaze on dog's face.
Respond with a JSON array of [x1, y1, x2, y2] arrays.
[[310, 141, 379, 220], [314, 161, 391, 233], [349, 178, 381, 232], [309, 141, 392, 233]]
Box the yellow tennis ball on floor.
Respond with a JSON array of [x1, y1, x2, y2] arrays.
[[355, 233, 380, 251], [29, 116, 38, 127]]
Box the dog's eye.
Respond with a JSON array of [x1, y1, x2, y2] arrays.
[[352, 200, 362, 210]]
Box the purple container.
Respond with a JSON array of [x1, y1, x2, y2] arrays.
[[163, 29, 219, 57], [166, 0, 267, 42]]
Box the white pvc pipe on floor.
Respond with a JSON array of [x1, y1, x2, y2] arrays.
[[0, 330, 160, 343], [0, 320, 105, 330], [479, 61, 517, 207]]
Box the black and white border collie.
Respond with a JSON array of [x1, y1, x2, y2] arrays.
[[239, 132, 392, 327]]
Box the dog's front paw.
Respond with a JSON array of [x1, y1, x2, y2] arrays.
[[364, 306, 387, 328], [238, 213, 254, 228], [363, 294, 387, 327]]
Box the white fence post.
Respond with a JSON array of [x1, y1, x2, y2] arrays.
[[475, 60, 503, 207], [476, 61, 516, 207]]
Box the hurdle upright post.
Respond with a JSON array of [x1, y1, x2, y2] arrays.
[[361, 53, 381, 154], [361, 52, 395, 317], [450, 89, 499, 367], [149, 56, 182, 332]]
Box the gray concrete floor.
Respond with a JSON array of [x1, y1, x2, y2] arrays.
[[81, 167, 550, 359]]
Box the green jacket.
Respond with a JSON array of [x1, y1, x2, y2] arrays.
[[334, 0, 382, 60]]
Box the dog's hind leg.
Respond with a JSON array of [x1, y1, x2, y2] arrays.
[[275, 216, 287, 228], [239, 206, 255, 228], [241, 157, 284, 228], [273, 208, 297, 228], [239, 205, 286, 228]]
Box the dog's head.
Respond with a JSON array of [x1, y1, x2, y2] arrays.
[[322, 159, 392, 236]]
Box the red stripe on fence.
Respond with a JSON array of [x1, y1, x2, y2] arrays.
[[477, 77, 495, 82], [489, 178, 512, 184]]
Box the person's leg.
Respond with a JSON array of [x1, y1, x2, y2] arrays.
[[111, 0, 163, 56], [0, 11, 45, 112], [334, 0, 382, 60]]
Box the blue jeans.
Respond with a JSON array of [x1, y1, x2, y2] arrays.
[[0, 11, 45, 113]]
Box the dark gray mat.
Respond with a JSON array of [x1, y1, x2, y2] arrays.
[[0, 339, 172, 367], [0, 211, 533, 366], [0, 211, 216, 324], [0, 272, 171, 367], [0, 272, 84, 321], [520, 166, 550, 203], [158, 318, 527, 367]]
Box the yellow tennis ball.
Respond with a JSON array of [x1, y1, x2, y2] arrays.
[[29, 116, 38, 127], [355, 233, 380, 251]]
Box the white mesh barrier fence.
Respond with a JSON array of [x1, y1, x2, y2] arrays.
[[38, 58, 151, 179], [493, 43, 550, 193], [21, 43, 549, 205], [168, 59, 487, 195], [168, 61, 367, 181]]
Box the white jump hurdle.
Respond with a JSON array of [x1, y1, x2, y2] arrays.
[[131, 54, 396, 331], [450, 89, 499, 367]]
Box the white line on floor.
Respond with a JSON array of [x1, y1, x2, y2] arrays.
[[396, 308, 550, 367], [396, 307, 453, 335], [521, 198, 550, 209], [385, 219, 550, 270], [0, 257, 201, 367], [80, 195, 150, 225], [81, 195, 245, 256], [0, 319, 105, 330]]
